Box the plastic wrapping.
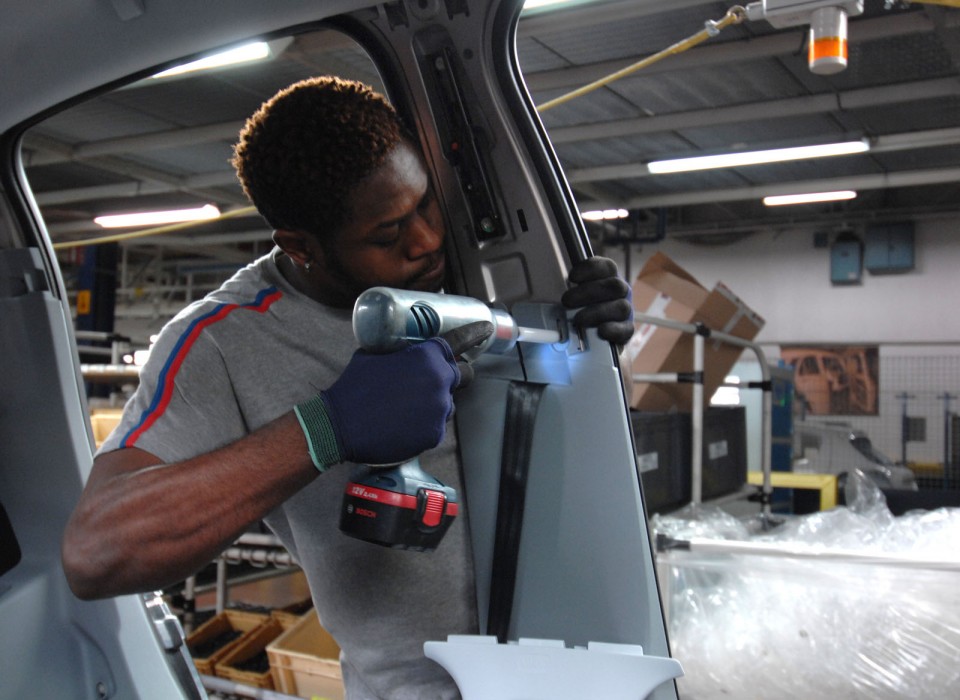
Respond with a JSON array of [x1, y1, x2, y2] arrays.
[[652, 472, 960, 699]]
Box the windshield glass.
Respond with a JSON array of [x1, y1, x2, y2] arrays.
[[851, 436, 895, 466]]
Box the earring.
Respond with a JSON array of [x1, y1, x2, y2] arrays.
[[304, 261, 312, 273]]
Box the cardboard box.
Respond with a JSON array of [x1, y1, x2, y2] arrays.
[[267, 611, 344, 700], [185, 609, 268, 676], [625, 252, 764, 412]]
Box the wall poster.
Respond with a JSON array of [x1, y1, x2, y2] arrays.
[[779, 345, 879, 416]]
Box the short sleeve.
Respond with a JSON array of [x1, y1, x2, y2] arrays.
[[98, 319, 247, 463]]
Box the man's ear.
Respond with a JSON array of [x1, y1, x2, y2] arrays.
[[273, 229, 313, 267]]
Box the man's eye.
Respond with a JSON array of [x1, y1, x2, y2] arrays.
[[418, 192, 435, 212], [371, 234, 400, 248]]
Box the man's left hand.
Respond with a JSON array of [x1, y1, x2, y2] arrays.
[[561, 256, 634, 345]]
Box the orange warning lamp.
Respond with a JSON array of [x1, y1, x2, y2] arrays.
[[746, 0, 864, 75], [808, 6, 850, 74]]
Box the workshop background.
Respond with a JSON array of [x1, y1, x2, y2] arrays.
[[23, 0, 960, 698]]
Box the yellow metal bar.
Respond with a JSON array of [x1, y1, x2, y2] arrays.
[[908, 462, 943, 478], [748, 471, 837, 511], [536, 6, 746, 113]]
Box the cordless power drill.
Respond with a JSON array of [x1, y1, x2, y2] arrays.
[[338, 287, 562, 551]]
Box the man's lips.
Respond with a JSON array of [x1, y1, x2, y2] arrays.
[[414, 258, 446, 286]]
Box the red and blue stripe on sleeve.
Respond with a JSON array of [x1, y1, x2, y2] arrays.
[[119, 286, 283, 448]]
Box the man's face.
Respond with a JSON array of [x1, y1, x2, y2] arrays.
[[309, 140, 446, 308]]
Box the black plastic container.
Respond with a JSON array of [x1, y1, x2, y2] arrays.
[[631, 407, 747, 514]]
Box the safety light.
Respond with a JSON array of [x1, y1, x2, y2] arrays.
[[746, 0, 864, 75], [808, 6, 849, 74]]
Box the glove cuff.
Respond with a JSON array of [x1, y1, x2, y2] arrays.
[[294, 393, 342, 472]]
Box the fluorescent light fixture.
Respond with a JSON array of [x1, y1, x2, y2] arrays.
[[581, 208, 629, 221], [152, 42, 270, 79], [763, 190, 857, 206], [94, 204, 221, 228], [648, 139, 869, 174]]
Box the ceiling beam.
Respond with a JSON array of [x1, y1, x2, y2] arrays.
[[32, 79, 960, 207], [35, 170, 240, 206], [28, 76, 956, 169], [25, 130, 248, 208], [927, 6, 960, 75], [518, 0, 713, 37], [547, 77, 960, 144], [23, 121, 242, 166], [522, 11, 937, 93], [620, 166, 960, 209], [37, 124, 960, 215], [626, 207, 960, 240]]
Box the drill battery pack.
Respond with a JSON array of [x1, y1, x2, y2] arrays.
[[339, 459, 458, 551]]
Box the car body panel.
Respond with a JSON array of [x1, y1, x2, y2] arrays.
[[0, 1, 677, 698], [0, 246, 204, 698], [781, 348, 850, 415], [793, 422, 918, 491]]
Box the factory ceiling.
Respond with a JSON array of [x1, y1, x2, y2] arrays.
[[18, 0, 960, 322]]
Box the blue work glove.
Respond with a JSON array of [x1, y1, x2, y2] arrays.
[[295, 321, 493, 470], [561, 256, 635, 345]]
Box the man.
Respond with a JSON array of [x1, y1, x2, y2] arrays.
[[62, 77, 633, 698]]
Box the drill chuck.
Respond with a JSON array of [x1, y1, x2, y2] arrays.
[[342, 287, 561, 551], [353, 287, 530, 356]]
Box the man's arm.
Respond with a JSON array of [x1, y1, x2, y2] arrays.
[[62, 413, 317, 599], [62, 322, 493, 600]]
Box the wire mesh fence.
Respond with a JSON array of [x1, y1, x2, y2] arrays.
[[790, 352, 960, 490]]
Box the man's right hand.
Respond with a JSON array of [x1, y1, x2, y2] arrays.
[[309, 320, 493, 466]]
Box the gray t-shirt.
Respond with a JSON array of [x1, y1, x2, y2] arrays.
[[99, 248, 477, 699]]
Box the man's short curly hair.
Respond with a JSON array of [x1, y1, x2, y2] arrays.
[[232, 76, 405, 237]]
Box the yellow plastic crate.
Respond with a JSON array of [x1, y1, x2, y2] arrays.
[[267, 612, 344, 700], [215, 617, 284, 688], [748, 470, 838, 511], [89, 408, 124, 448], [185, 609, 268, 676], [271, 599, 314, 630]]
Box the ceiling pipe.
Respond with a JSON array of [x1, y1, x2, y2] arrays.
[[23, 121, 242, 166], [548, 77, 960, 144], [620, 166, 960, 209], [35, 170, 239, 206]]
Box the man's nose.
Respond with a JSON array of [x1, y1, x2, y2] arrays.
[[405, 213, 444, 258]]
